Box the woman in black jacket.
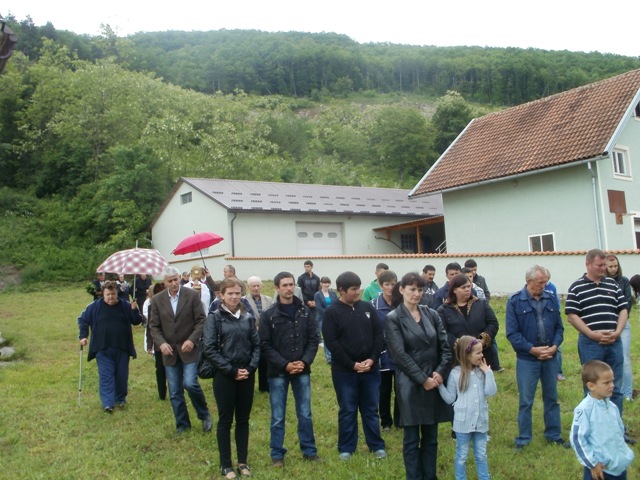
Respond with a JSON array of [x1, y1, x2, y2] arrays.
[[386, 272, 452, 480], [437, 273, 499, 369], [204, 278, 260, 480]]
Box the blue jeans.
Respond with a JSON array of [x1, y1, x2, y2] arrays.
[[268, 374, 317, 459], [515, 356, 561, 446], [165, 358, 210, 431], [620, 322, 632, 399], [331, 369, 385, 453], [578, 334, 624, 416], [95, 347, 130, 408], [455, 432, 490, 480], [403, 423, 438, 480]]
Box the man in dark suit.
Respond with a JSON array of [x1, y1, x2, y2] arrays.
[[150, 266, 212, 434]]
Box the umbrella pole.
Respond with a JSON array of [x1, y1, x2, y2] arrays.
[[199, 249, 207, 270]]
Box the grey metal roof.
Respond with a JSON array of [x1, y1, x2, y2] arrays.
[[183, 177, 443, 217]]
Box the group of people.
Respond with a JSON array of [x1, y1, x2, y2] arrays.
[[77, 250, 635, 480]]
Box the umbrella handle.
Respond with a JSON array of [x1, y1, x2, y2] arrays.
[[78, 344, 83, 406]]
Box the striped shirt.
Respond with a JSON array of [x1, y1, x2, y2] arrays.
[[565, 275, 626, 331]]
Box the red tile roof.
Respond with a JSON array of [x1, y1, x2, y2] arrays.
[[411, 69, 640, 196]]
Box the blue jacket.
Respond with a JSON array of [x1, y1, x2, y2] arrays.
[[506, 287, 563, 361], [571, 394, 634, 475], [372, 295, 395, 371], [77, 298, 142, 361]]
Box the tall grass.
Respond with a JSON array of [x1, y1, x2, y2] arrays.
[[0, 287, 638, 479]]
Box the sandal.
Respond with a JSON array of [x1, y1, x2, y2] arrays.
[[237, 464, 252, 478], [221, 467, 237, 479]]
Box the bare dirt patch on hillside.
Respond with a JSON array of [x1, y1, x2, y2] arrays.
[[0, 265, 21, 290]]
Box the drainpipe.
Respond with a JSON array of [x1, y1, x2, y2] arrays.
[[588, 162, 603, 249], [230, 212, 237, 256]]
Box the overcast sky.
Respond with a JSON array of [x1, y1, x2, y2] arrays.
[[5, 0, 640, 57]]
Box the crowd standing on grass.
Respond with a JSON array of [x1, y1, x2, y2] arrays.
[[79, 254, 638, 479]]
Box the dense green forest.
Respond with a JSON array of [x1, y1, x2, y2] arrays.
[[1, 15, 639, 284]]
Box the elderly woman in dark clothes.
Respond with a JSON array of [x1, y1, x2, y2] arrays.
[[78, 280, 142, 412], [385, 272, 452, 480], [437, 273, 499, 369]]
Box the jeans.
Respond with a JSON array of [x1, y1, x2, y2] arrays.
[[403, 423, 438, 480], [578, 334, 624, 416], [455, 432, 490, 480], [95, 347, 130, 408], [515, 356, 561, 446], [213, 371, 255, 469], [620, 322, 632, 399], [331, 369, 385, 453], [268, 374, 317, 459], [379, 370, 399, 428], [165, 358, 210, 431], [583, 467, 627, 480]]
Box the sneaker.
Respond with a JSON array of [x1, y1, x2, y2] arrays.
[[374, 449, 387, 459], [624, 433, 637, 445], [271, 458, 284, 467], [514, 443, 526, 452], [632, 389, 640, 399], [546, 438, 571, 449], [338, 452, 352, 461], [302, 454, 322, 462], [319, 342, 324, 348], [557, 374, 565, 381], [381, 426, 391, 433], [103, 406, 114, 414]]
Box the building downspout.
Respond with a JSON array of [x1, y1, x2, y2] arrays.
[[230, 212, 237, 256], [588, 162, 603, 249]]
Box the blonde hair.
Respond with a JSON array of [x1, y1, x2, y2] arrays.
[[453, 335, 481, 392]]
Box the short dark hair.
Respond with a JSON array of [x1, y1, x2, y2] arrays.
[[378, 270, 397, 285], [375, 263, 389, 271], [586, 249, 605, 263], [320, 276, 331, 284], [445, 262, 462, 274], [422, 264, 436, 273], [102, 280, 117, 291], [391, 272, 426, 307], [464, 259, 478, 268], [461, 267, 472, 274], [446, 273, 471, 304], [336, 271, 361, 292], [304, 260, 314, 267], [582, 360, 612, 385], [273, 271, 295, 287]]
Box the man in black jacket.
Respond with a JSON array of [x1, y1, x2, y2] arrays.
[[260, 272, 320, 467], [322, 271, 386, 461]]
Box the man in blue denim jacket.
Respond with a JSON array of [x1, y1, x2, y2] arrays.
[[506, 264, 566, 450]]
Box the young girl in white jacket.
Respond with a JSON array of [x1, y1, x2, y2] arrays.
[[439, 335, 497, 480]]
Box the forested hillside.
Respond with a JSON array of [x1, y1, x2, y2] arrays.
[[1, 15, 639, 284]]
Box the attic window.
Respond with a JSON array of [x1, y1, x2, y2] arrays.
[[612, 148, 631, 178], [529, 233, 555, 252], [180, 192, 192, 205], [635, 103, 640, 118]]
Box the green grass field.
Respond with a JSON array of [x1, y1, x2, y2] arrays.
[[1, 287, 638, 479]]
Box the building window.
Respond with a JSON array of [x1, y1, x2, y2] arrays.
[[635, 103, 640, 118], [180, 192, 192, 204], [400, 234, 417, 253], [529, 233, 555, 252], [612, 148, 631, 178]]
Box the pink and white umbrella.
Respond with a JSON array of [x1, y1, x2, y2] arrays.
[[96, 247, 168, 276]]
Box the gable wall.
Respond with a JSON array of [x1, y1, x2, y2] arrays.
[[596, 118, 640, 249]]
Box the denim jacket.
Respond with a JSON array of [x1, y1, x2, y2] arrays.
[[506, 287, 563, 361]]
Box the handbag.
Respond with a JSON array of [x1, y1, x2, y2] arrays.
[[197, 314, 219, 379]]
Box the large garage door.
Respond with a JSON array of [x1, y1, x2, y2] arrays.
[[296, 222, 343, 256]]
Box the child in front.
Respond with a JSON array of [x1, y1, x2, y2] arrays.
[[570, 360, 634, 480], [439, 335, 497, 480]]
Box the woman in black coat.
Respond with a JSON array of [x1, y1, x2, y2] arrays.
[[204, 278, 260, 480], [437, 273, 499, 368], [386, 272, 452, 480]]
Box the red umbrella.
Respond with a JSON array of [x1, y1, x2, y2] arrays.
[[97, 247, 168, 276], [172, 232, 224, 269]]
